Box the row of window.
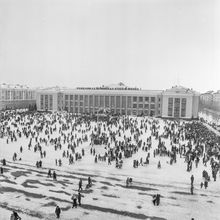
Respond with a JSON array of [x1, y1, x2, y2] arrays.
[[168, 98, 187, 117], [40, 95, 53, 110], [64, 94, 157, 103], [0, 90, 35, 101]]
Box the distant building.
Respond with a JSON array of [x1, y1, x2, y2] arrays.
[[199, 90, 220, 112], [213, 91, 220, 111], [200, 91, 214, 108], [0, 83, 36, 111], [36, 83, 200, 119]]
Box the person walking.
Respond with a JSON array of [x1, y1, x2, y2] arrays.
[[55, 205, 61, 218], [79, 178, 83, 191]]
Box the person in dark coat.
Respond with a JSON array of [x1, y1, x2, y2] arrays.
[[71, 194, 77, 208], [79, 178, 83, 191], [0, 167, 3, 174], [191, 175, 194, 185], [48, 169, 52, 178], [53, 171, 57, 180], [55, 205, 61, 218], [78, 192, 82, 206]]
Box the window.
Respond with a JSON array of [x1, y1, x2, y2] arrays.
[[181, 98, 186, 117], [70, 95, 73, 100], [133, 103, 137, 108], [139, 97, 143, 102], [174, 98, 180, 118], [100, 96, 104, 107], [85, 95, 88, 106], [105, 96, 109, 107], [122, 96, 126, 108], [110, 96, 115, 107], [145, 97, 149, 102], [49, 95, 53, 110], [40, 95, 44, 109], [80, 95, 83, 101], [150, 104, 155, 109], [133, 96, 137, 102], [144, 110, 149, 115], [65, 95, 68, 100], [138, 104, 143, 108], [89, 95, 93, 106], [116, 96, 120, 108], [45, 95, 48, 110], [75, 95, 78, 100], [151, 97, 155, 103], [168, 98, 173, 117], [127, 96, 132, 108], [144, 104, 149, 109], [95, 96, 99, 107]]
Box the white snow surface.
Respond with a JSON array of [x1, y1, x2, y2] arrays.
[[0, 113, 220, 220]]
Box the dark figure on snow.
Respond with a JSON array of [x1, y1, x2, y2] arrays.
[[78, 192, 82, 206], [55, 205, 61, 218], [53, 171, 57, 180], [153, 194, 160, 206], [71, 194, 77, 208], [79, 178, 83, 191], [10, 211, 21, 220], [157, 161, 161, 169], [88, 176, 92, 187], [2, 158, 6, 166], [191, 175, 194, 185], [0, 167, 3, 174], [48, 169, 52, 178], [190, 185, 194, 195]]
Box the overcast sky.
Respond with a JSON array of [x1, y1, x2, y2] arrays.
[[0, 0, 219, 92]]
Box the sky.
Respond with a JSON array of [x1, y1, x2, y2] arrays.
[[0, 0, 219, 93]]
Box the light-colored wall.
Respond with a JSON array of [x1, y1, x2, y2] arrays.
[[192, 95, 199, 118], [161, 94, 195, 119]]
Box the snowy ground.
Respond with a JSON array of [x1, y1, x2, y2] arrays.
[[1, 114, 220, 220]]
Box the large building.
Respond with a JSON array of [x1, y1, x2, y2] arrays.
[[0, 83, 36, 111], [36, 83, 200, 119]]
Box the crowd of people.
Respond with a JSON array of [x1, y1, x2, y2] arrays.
[[0, 109, 220, 219]]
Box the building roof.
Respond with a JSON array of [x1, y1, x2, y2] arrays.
[[0, 83, 30, 90], [76, 82, 140, 91], [162, 85, 199, 95]]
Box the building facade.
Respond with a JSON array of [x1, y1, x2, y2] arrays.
[[36, 83, 200, 119], [36, 84, 162, 116], [213, 91, 220, 112], [199, 90, 220, 112], [200, 91, 214, 109], [0, 83, 36, 111], [161, 86, 199, 119]]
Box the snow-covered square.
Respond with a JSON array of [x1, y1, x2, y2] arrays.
[[0, 111, 220, 220]]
